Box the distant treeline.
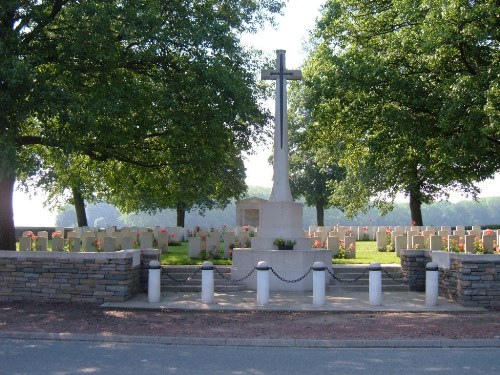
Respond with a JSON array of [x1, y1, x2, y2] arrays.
[[55, 187, 500, 229]]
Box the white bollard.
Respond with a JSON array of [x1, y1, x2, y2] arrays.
[[256, 261, 270, 305], [369, 262, 382, 306], [425, 262, 439, 306], [201, 261, 215, 304], [148, 260, 161, 303], [312, 261, 326, 306]]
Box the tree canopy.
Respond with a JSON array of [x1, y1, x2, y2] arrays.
[[300, 0, 500, 225], [0, 0, 285, 249], [288, 81, 345, 226]]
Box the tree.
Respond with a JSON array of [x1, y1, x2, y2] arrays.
[[303, 0, 500, 225], [1, 0, 285, 249], [288, 82, 345, 226]]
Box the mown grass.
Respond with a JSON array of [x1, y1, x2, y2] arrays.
[[160, 240, 399, 265], [333, 240, 399, 264], [160, 242, 232, 265]]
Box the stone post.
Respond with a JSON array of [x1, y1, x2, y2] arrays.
[[312, 261, 326, 306], [201, 261, 215, 304], [425, 262, 439, 306], [369, 262, 382, 306], [148, 260, 161, 303], [256, 261, 270, 305]]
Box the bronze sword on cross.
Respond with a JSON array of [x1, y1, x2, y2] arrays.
[[261, 50, 302, 149]]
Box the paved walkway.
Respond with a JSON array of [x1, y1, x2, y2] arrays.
[[103, 290, 485, 312]]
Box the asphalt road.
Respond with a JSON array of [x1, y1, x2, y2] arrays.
[[1, 338, 499, 375]]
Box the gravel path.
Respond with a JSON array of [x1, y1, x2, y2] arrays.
[[1, 302, 499, 340]]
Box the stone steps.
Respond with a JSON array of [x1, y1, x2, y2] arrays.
[[328, 264, 408, 293], [160, 265, 247, 292]]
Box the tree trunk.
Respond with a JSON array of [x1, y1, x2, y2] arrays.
[[316, 204, 325, 226], [409, 191, 423, 226], [0, 176, 16, 250], [72, 187, 88, 227], [176, 202, 186, 227]]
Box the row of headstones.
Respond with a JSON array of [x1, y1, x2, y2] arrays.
[[308, 225, 497, 242], [18, 226, 183, 252], [187, 232, 357, 259], [308, 229, 356, 257], [323, 236, 356, 259], [376, 226, 500, 255], [19, 231, 168, 252], [188, 230, 255, 258], [392, 233, 498, 255], [375, 226, 499, 253], [309, 226, 392, 241], [189, 226, 258, 239], [63, 226, 183, 243]]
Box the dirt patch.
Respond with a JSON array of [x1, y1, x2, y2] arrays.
[[1, 302, 499, 340]]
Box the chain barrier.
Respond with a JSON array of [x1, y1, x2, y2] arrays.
[[270, 267, 312, 284], [213, 266, 257, 283], [381, 268, 409, 285], [161, 266, 201, 283], [327, 267, 370, 284]]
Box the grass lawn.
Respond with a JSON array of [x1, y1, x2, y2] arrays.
[[333, 240, 400, 265], [160, 242, 232, 266], [160, 240, 399, 265]]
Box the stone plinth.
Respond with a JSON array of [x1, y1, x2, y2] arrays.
[[231, 249, 332, 291], [256, 201, 305, 240]]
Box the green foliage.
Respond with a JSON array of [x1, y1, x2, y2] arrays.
[[1, 0, 286, 249], [302, 0, 500, 224], [288, 81, 345, 225], [273, 238, 296, 249]]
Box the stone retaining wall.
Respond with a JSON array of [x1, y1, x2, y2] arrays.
[[0, 250, 143, 303], [400, 249, 500, 310], [438, 253, 500, 310], [400, 249, 432, 292]]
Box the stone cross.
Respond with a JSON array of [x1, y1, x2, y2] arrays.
[[261, 50, 302, 202]]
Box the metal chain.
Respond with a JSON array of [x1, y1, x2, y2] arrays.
[[327, 267, 370, 284], [161, 267, 201, 283], [213, 266, 257, 283], [381, 268, 409, 285], [270, 267, 312, 284]]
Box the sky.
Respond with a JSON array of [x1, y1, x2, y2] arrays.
[[12, 0, 500, 226], [242, 0, 325, 189]]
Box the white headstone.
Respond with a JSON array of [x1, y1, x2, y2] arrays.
[[52, 237, 65, 252], [157, 231, 169, 253], [429, 235, 443, 251], [36, 237, 48, 251], [139, 232, 154, 249], [343, 236, 356, 259], [188, 237, 202, 258], [394, 235, 407, 256], [464, 234, 476, 254], [19, 237, 32, 251], [103, 237, 116, 252]]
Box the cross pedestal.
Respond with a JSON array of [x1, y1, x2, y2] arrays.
[[232, 50, 331, 291]]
